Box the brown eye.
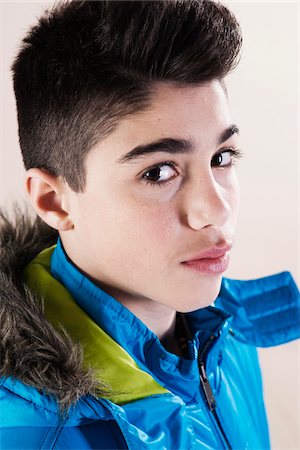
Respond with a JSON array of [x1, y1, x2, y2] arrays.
[[211, 149, 243, 167], [144, 167, 162, 182], [142, 162, 178, 186]]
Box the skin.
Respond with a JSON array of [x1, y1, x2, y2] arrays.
[[26, 80, 240, 357]]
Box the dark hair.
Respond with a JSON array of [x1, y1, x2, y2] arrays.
[[12, 0, 242, 192]]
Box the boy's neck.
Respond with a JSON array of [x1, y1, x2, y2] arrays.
[[120, 297, 186, 357], [99, 286, 184, 357]]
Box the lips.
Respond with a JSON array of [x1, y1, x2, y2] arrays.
[[181, 243, 232, 275], [182, 243, 232, 262]]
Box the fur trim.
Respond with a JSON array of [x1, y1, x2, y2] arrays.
[[0, 203, 107, 414]]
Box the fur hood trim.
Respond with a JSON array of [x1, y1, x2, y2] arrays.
[[0, 203, 106, 414]]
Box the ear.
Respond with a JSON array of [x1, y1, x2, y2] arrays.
[[25, 168, 74, 231]]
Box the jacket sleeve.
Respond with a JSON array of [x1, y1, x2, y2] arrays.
[[218, 271, 300, 347]]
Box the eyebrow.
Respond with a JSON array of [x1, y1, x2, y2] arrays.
[[116, 124, 239, 164]]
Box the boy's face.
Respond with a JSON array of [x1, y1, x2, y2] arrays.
[[62, 80, 240, 312]]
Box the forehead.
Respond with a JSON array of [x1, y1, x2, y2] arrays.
[[117, 81, 231, 137], [88, 80, 235, 164], [147, 80, 228, 114]]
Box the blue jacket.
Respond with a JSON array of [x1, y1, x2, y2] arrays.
[[0, 218, 299, 450]]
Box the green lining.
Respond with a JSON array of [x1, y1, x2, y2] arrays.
[[23, 246, 169, 405]]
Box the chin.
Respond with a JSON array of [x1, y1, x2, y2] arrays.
[[174, 280, 222, 313], [176, 300, 215, 314]]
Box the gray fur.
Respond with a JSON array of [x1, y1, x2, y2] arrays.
[[0, 203, 108, 414]]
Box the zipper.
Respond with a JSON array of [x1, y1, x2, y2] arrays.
[[198, 336, 232, 450], [177, 314, 232, 449]]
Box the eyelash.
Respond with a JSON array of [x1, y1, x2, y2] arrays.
[[141, 148, 243, 188]]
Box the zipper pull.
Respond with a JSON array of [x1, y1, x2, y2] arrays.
[[199, 362, 216, 412]]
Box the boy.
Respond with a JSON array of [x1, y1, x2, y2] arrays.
[[0, 1, 299, 449]]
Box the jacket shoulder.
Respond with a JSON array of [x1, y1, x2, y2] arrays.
[[0, 378, 62, 449], [0, 377, 127, 450]]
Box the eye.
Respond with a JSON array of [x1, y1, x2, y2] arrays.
[[211, 148, 243, 168], [141, 162, 178, 187]]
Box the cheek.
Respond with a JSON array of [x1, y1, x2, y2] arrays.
[[117, 186, 178, 241], [88, 193, 174, 255], [126, 214, 177, 264]]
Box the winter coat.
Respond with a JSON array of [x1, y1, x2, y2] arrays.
[[1, 207, 299, 450]]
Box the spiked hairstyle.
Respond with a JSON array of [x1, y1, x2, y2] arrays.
[[12, 0, 242, 192]]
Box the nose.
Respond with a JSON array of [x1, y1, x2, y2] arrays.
[[182, 172, 231, 230]]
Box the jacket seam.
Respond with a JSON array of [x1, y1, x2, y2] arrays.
[[185, 409, 197, 450], [46, 423, 65, 450], [39, 426, 52, 450], [231, 324, 300, 344]]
